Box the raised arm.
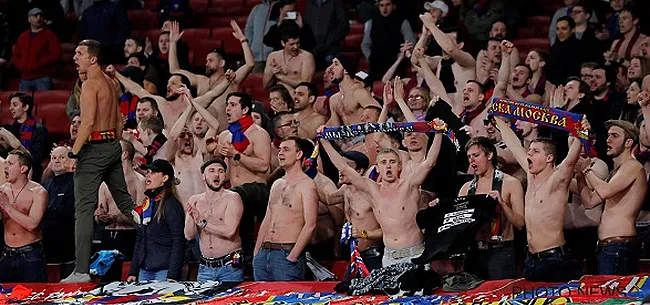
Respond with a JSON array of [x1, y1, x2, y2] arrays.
[[168, 21, 201, 86], [494, 116, 529, 174], [319, 137, 374, 194], [557, 132, 584, 181], [414, 48, 453, 105], [393, 76, 418, 122], [0, 128, 25, 151], [0, 186, 47, 231], [408, 130, 442, 187], [420, 13, 475, 68], [168, 96, 193, 140], [287, 180, 318, 261], [382, 42, 411, 83], [194, 69, 234, 108], [113, 68, 156, 100], [493, 40, 513, 98], [72, 80, 98, 155], [203, 193, 244, 238], [230, 20, 255, 84], [192, 100, 220, 132], [262, 57, 277, 90], [378, 82, 393, 123]]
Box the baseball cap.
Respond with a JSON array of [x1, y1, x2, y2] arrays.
[[354, 71, 373, 88], [340, 151, 370, 172], [334, 55, 355, 75], [143, 159, 180, 185], [28, 8, 44, 17], [424, 1, 449, 14], [605, 119, 639, 143]]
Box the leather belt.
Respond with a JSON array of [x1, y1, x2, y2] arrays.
[[200, 250, 243, 268], [262, 242, 295, 251], [528, 245, 567, 260], [3, 241, 42, 256], [598, 236, 636, 247], [87, 129, 117, 142]]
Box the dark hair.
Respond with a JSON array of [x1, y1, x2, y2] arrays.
[[621, 4, 639, 20], [139, 115, 164, 134], [127, 53, 148, 67], [78, 39, 103, 64], [208, 48, 227, 61], [159, 31, 170, 37], [120, 66, 145, 86], [581, 61, 598, 70], [592, 64, 614, 84], [270, 85, 294, 110], [566, 76, 593, 102], [296, 82, 318, 97], [273, 111, 295, 129], [281, 136, 313, 161], [201, 158, 227, 173], [466, 80, 486, 94], [465, 136, 498, 167], [530, 137, 557, 162], [226, 92, 253, 115], [9, 150, 32, 174], [279, 22, 301, 42], [515, 63, 534, 81], [557, 16, 576, 29], [9, 92, 34, 116], [487, 37, 502, 46], [531, 49, 549, 63], [170, 73, 196, 97], [128, 36, 146, 49], [573, 1, 592, 18], [137, 97, 160, 114]]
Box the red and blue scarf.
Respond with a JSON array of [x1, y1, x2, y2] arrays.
[[134, 190, 163, 226], [460, 101, 487, 125], [120, 93, 138, 120], [228, 115, 254, 153], [340, 222, 370, 279], [18, 117, 36, 150], [140, 133, 167, 165], [303, 142, 319, 179]]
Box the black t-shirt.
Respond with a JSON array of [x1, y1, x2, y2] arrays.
[[412, 194, 497, 264]]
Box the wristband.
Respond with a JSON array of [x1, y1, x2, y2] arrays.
[[198, 219, 207, 230], [234, 153, 241, 161], [240, 39, 249, 44], [68, 151, 78, 159]]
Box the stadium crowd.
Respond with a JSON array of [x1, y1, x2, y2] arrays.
[[0, 0, 650, 287]]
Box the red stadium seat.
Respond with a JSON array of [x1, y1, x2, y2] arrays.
[[190, 39, 224, 68], [189, 0, 210, 10], [212, 0, 244, 7], [52, 78, 76, 91], [527, 15, 551, 28], [349, 22, 364, 35], [197, 16, 231, 28], [127, 10, 160, 30], [211, 27, 242, 55], [60, 43, 77, 64], [33, 90, 70, 107], [512, 38, 550, 54], [342, 34, 363, 51], [372, 81, 383, 97], [144, 0, 160, 9], [358, 57, 369, 72], [37, 103, 69, 138], [132, 29, 161, 44]]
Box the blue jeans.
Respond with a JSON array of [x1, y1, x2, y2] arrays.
[[598, 241, 639, 275], [0, 243, 47, 282], [198, 264, 244, 282], [19, 77, 52, 91], [138, 268, 168, 281], [524, 248, 583, 282], [253, 248, 305, 281], [465, 241, 517, 280]]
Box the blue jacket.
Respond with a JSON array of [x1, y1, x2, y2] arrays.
[[129, 191, 185, 280]]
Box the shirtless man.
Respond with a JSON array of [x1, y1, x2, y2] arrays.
[[418, 13, 476, 106], [494, 41, 533, 101], [185, 159, 245, 282], [112, 67, 232, 131], [263, 25, 315, 91], [458, 137, 525, 280], [253, 137, 318, 281], [294, 82, 327, 140], [574, 120, 647, 275], [326, 58, 381, 127], [495, 115, 585, 282], [325, 151, 383, 275], [170, 21, 254, 130], [169, 93, 220, 155], [320, 123, 443, 267], [63, 40, 137, 283], [0, 150, 47, 282], [604, 7, 647, 65], [216, 92, 272, 261]]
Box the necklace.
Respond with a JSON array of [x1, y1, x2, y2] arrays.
[[533, 172, 552, 197], [208, 74, 225, 90], [10, 181, 28, 205]]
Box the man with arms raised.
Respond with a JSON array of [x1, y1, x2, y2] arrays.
[[253, 137, 318, 281], [457, 136, 524, 280], [185, 159, 245, 281], [170, 21, 254, 130], [0, 150, 47, 282], [574, 120, 647, 275], [294, 82, 327, 140], [320, 123, 443, 266], [63, 40, 137, 283], [216, 92, 272, 263], [495, 116, 584, 282], [326, 58, 381, 127]]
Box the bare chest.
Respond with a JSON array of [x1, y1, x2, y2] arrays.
[[269, 181, 303, 212], [195, 198, 228, 222]]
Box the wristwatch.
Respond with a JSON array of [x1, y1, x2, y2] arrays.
[[68, 151, 78, 159], [233, 153, 241, 161], [198, 219, 207, 230]]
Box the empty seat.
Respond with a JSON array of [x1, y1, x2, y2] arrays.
[[52, 78, 76, 91], [342, 34, 363, 51], [127, 10, 159, 30], [240, 72, 263, 90], [37, 103, 69, 138], [527, 15, 551, 28], [189, 0, 210, 10], [349, 22, 364, 35], [517, 27, 537, 39], [60, 43, 77, 64], [197, 16, 231, 28], [33, 90, 70, 107], [211, 27, 243, 55]]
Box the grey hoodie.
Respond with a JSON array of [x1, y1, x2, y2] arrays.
[[245, 0, 278, 62]]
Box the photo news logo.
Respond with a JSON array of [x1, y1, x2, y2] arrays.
[[511, 285, 628, 299]]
